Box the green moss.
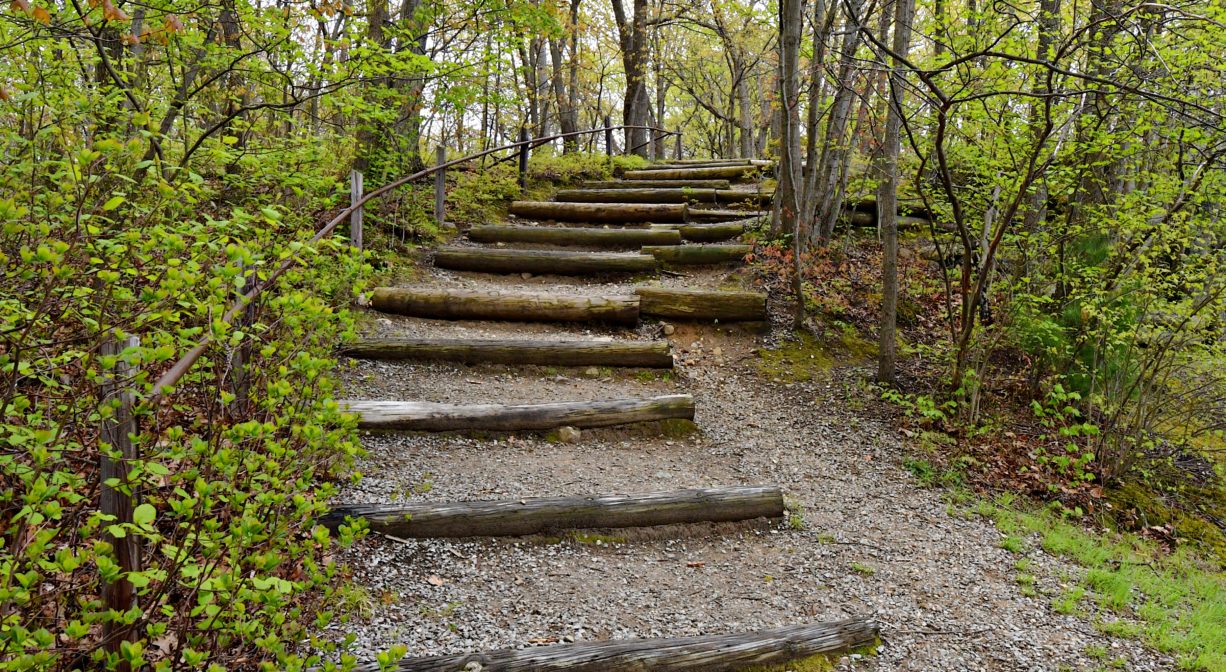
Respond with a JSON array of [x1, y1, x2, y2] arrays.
[[757, 328, 877, 382], [569, 532, 627, 545], [739, 654, 837, 672], [658, 418, 699, 438]]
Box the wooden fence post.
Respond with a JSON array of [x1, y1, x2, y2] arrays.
[[517, 127, 530, 188], [434, 145, 447, 228], [349, 169, 363, 250], [675, 131, 682, 160], [99, 335, 141, 666], [604, 116, 613, 157]]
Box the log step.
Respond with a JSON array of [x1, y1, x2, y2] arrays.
[[467, 225, 682, 247], [555, 188, 771, 207], [342, 338, 673, 367], [624, 165, 762, 180], [642, 244, 752, 266], [339, 394, 694, 432], [653, 222, 748, 242], [657, 157, 775, 167], [690, 208, 769, 222], [370, 287, 640, 324], [434, 247, 658, 275], [510, 200, 688, 223], [636, 287, 767, 322], [322, 485, 781, 538], [579, 179, 732, 190], [344, 620, 878, 672]]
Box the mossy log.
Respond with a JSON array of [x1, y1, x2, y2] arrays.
[[338, 394, 694, 432], [433, 248, 658, 275], [635, 287, 767, 322], [341, 338, 673, 368], [642, 244, 752, 265], [467, 225, 681, 247], [690, 208, 770, 222], [510, 200, 689, 223], [322, 484, 781, 538], [623, 165, 760, 180], [342, 620, 878, 672], [578, 179, 732, 189], [370, 287, 639, 324]]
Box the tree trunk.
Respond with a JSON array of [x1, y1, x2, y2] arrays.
[[776, 0, 804, 236], [337, 394, 695, 432], [611, 0, 651, 157], [323, 485, 780, 537], [341, 338, 674, 367], [812, 0, 865, 243]]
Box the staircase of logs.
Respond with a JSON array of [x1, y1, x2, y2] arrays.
[[327, 157, 878, 670]]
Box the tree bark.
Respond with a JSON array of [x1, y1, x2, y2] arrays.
[[337, 394, 695, 432], [322, 485, 780, 537], [371, 287, 640, 324], [611, 0, 651, 157], [341, 338, 674, 367]]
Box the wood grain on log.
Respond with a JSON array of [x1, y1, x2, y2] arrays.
[[510, 201, 689, 223], [642, 244, 752, 265], [635, 287, 767, 322], [623, 165, 760, 180], [341, 338, 673, 368], [339, 394, 694, 432], [689, 208, 769, 222], [370, 287, 640, 324], [322, 485, 781, 538], [578, 179, 732, 189], [343, 620, 878, 672], [433, 248, 658, 275], [467, 225, 682, 247]]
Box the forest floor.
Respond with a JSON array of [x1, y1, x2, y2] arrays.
[[319, 246, 1176, 670]]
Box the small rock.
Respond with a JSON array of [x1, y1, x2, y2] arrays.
[[662, 323, 675, 335], [582, 366, 601, 378], [557, 426, 581, 443], [521, 272, 533, 279], [712, 347, 723, 357], [377, 318, 393, 327]]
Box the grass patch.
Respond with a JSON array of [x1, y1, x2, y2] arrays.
[[978, 499, 1226, 670], [849, 561, 875, 576], [757, 327, 879, 382]]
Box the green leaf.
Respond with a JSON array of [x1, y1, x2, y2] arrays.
[[102, 196, 125, 211], [133, 503, 156, 526]]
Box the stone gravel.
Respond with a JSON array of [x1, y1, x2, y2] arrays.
[[318, 236, 1171, 671]]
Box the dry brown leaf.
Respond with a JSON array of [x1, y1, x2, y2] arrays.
[[426, 574, 445, 586]]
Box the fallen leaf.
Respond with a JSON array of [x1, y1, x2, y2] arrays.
[[426, 574, 446, 586]]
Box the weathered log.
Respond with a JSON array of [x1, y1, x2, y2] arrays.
[[510, 200, 688, 223], [344, 620, 878, 672], [714, 190, 774, 207], [624, 165, 760, 181], [676, 223, 746, 242], [322, 484, 780, 538], [849, 196, 934, 220], [341, 338, 674, 368], [434, 248, 658, 275], [467, 225, 681, 247], [647, 158, 775, 169], [555, 188, 720, 204], [339, 394, 694, 433], [845, 211, 932, 230], [578, 179, 732, 190], [690, 208, 770, 222], [370, 287, 640, 324], [635, 287, 767, 322], [642, 244, 752, 265]]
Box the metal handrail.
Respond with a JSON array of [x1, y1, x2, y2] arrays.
[[148, 124, 682, 398]]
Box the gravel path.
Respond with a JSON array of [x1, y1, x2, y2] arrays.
[[320, 225, 1171, 670]]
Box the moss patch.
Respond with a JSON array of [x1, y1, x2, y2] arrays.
[[757, 327, 877, 382]]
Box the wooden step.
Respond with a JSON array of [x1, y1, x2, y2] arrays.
[[578, 178, 732, 189], [555, 188, 772, 207], [689, 208, 769, 222], [651, 222, 749, 242], [322, 485, 781, 538], [434, 247, 657, 275], [510, 200, 688, 223], [624, 165, 761, 180], [642, 244, 752, 266], [635, 287, 767, 322], [370, 287, 639, 324], [342, 338, 673, 368], [342, 620, 878, 672], [339, 393, 694, 432], [467, 225, 681, 247]]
